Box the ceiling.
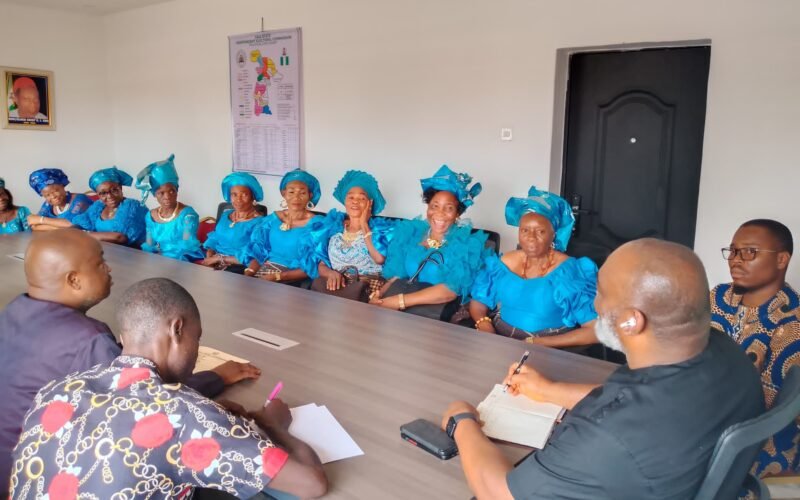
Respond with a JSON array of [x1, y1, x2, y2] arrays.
[[0, 0, 174, 15]]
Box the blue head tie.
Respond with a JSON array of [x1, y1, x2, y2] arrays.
[[419, 165, 482, 210], [136, 154, 179, 202], [505, 186, 575, 252], [29, 168, 70, 195], [0, 178, 5, 189], [89, 167, 134, 192], [333, 170, 386, 215], [280, 169, 322, 207], [221, 172, 264, 203]]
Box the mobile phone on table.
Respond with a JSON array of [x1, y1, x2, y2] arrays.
[[400, 418, 458, 460]]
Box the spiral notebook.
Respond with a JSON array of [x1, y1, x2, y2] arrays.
[[477, 384, 565, 449]]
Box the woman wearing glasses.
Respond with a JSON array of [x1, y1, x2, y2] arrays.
[[72, 167, 148, 247]]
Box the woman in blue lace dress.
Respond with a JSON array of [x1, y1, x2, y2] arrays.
[[136, 155, 204, 262], [26, 168, 92, 231], [242, 169, 323, 285], [371, 165, 490, 312], [0, 179, 31, 235], [300, 170, 394, 297], [71, 167, 147, 247], [200, 172, 265, 273], [469, 186, 598, 342]]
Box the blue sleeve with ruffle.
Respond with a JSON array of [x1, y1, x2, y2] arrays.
[[470, 253, 504, 310], [66, 193, 92, 220], [382, 219, 427, 280], [71, 200, 104, 231], [115, 199, 148, 246], [243, 213, 278, 265], [37, 203, 51, 217], [552, 257, 599, 327], [368, 216, 396, 256], [202, 210, 228, 254], [440, 226, 491, 299], [17, 206, 31, 231], [141, 213, 157, 253], [297, 210, 346, 278]]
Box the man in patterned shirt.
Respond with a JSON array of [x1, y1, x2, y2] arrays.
[[711, 219, 799, 476], [10, 278, 327, 499]]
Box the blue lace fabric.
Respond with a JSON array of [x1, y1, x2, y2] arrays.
[[37, 192, 92, 221], [471, 254, 598, 333], [202, 210, 264, 263], [711, 283, 800, 476], [243, 212, 322, 268], [141, 206, 204, 261], [382, 218, 491, 299], [0, 207, 31, 235], [71, 199, 147, 247], [298, 209, 395, 278]]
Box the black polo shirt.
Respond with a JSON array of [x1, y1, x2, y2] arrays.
[[507, 330, 764, 500]]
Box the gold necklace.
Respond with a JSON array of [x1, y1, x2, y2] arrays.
[[158, 205, 179, 222], [523, 250, 554, 278], [229, 210, 255, 228], [426, 230, 445, 249]]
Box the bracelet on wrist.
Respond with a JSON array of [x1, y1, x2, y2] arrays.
[[398, 293, 406, 310], [475, 316, 492, 329]]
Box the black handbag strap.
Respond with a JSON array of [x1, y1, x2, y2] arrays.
[[408, 250, 444, 284]]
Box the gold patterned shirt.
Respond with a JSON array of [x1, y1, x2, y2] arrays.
[[710, 283, 800, 476], [9, 356, 288, 499]]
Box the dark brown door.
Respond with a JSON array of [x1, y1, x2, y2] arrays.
[[562, 47, 711, 266]]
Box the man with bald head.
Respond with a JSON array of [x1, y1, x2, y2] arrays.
[[0, 229, 260, 494], [10, 278, 327, 499], [442, 239, 764, 500]]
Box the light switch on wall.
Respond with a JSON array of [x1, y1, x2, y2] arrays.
[[501, 128, 513, 141]]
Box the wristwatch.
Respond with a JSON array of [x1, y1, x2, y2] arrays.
[[446, 412, 478, 439]]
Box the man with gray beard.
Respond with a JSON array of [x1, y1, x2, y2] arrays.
[[441, 238, 764, 500]]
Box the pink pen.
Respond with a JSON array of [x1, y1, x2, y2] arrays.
[[264, 381, 283, 407]]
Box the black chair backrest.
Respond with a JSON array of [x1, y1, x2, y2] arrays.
[[476, 228, 500, 252], [693, 365, 800, 500], [215, 202, 268, 222]]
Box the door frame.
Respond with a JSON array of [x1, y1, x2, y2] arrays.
[[548, 39, 712, 195]]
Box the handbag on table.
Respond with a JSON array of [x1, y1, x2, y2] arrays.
[[383, 250, 460, 321], [311, 266, 385, 302]]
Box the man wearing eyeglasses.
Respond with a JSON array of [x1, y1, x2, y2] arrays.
[[712, 218, 798, 477]]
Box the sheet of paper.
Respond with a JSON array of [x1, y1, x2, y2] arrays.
[[477, 384, 564, 449], [193, 346, 249, 373], [289, 404, 363, 464], [233, 328, 299, 350]]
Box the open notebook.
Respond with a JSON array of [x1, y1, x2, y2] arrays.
[[477, 384, 566, 449]]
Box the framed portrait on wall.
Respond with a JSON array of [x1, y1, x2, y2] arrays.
[[1, 67, 55, 130]]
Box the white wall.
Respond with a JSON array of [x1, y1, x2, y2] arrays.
[[40, 0, 800, 286], [0, 4, 117, 211]]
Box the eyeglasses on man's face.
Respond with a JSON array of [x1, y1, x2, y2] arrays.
[[721, 247, 779, 261]]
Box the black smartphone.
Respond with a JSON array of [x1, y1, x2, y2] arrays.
[[400, 418, 458, 460]]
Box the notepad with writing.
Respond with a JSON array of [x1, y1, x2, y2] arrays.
[[477, 384, 565, 449]]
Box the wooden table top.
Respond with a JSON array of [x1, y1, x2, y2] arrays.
[[0, 233, 618, 499]]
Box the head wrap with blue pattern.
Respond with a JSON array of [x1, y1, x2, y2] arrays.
[[505, 186, 575, 252], [420, 165, 482, 210], [136, 154, 179, 197], [89, 167, 134, 192], [280, 169, 321, 206], [29, 168, 70, 195], [333, 170, 386, 215], [221, 172, 264, 203]]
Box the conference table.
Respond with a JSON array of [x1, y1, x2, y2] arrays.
[[0, 233, 618, 499]]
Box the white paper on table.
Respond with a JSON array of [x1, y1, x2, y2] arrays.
[[477, 384, 565, 449], [193, 346, 249, 373], [289, 404, 363, 464], [232, 328, 299, 351]]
